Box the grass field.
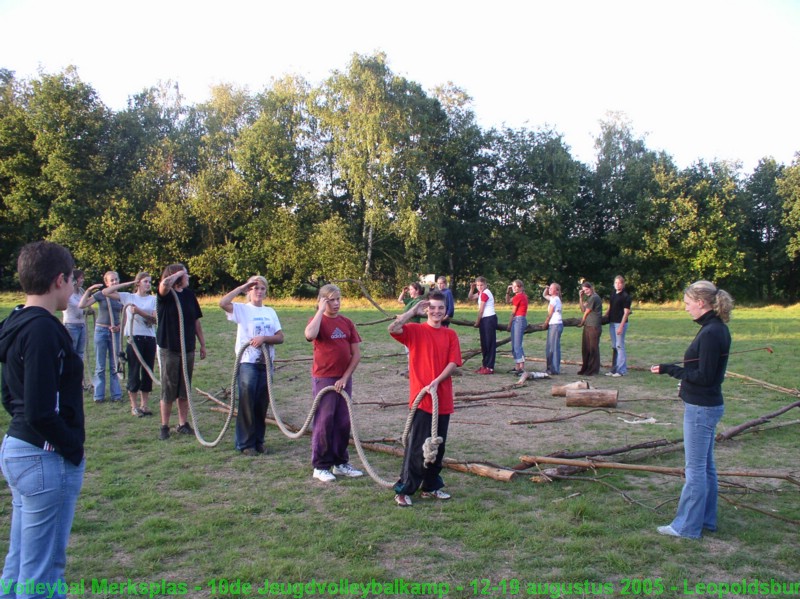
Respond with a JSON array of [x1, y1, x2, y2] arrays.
[[0, 294, 798, 599]]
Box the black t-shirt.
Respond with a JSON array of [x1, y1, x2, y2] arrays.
[[157, 287, 203, 352], [608, 289, 632, 323]]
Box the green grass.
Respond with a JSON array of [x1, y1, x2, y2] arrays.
[[0, 296, 798, 598]]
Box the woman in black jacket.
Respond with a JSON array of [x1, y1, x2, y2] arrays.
[[651, 280, 733, 539], [0, 241, 85, 596]]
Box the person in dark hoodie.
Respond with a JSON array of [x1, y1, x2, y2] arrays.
[[0, 241, 85, 598]]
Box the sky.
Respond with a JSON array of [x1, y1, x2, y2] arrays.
[[1, 0, 799, 172]]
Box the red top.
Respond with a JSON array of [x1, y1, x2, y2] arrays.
[[512, 293, 529, 317], [391, 323, 462, 415], [310, 314, 361, 378]]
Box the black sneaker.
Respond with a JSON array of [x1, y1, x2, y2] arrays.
[[159, 425, 170, 440], [176, 423, 194, 435]]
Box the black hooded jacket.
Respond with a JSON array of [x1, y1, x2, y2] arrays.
[[0, 305, 85, 465]]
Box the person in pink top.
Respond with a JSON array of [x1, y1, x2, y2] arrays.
[[505, 279, 529, 373]]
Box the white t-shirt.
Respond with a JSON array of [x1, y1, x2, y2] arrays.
[[118, 292, 157, 337], [63, 292, 85, 324], [227, 302, 282, 364], [479, 289, 496, 317], [549, 295, 563, 325]]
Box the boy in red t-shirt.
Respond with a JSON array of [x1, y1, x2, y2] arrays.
[[304, 284, 363, 483], [388, 291, 462, 507]]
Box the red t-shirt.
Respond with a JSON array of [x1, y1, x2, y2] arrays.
[[310, 314, 361, 378], [391, 323, 462, 415], [512, 293, 529, 317]]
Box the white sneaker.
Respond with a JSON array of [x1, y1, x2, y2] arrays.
[[657, 525, 681, 537], [420, 489, 451, 500], [313, 468, 336, 482], [332, 463, 363, 478], [611, 372, 623, 377], [605, 372, 615, 376]]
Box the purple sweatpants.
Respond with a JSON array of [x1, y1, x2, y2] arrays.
[[311, 376, 352, 469]]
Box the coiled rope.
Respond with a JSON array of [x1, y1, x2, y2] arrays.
[[172, 289, 443, 482]]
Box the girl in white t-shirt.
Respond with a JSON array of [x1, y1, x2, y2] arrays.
[[103, 272, 158, 416], [543, 283, 564, 375], [219, 276, 284, 455]]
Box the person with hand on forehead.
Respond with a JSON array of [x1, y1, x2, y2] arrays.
[[79, 270, 123, 403], [304, 284, 363, 483], [389, 291, 462, 507], [468, 276, 496, 374], [220, 276, 284, 456]]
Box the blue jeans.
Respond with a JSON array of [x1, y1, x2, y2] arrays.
[[1, 436, 85, 599], [609, 322, 628, 374], [93, 327, 122, 401], [670, 402, 725, 538], [64, 324, 85, 363], [510, 316, 527, 364], [235, 363, 269, 451], [545, 323, 563, 374]]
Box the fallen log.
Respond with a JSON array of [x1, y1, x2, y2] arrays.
[[566, 388, 618, 408], [552, 380, 590, 396], [518, 455, 800, 486], [724, 371, 800, 397], [716, 399, 800, 441], [509, 407, 646, 425], [450, 317, 583, 333]]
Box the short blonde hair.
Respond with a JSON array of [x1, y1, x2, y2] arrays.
[[318, 283, 340, 299]]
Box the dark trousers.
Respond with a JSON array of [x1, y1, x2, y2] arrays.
[[479, 314, 498, 370], [580, 325, 602, 375], [236, 363, 269, 451], [126, 336, 156, 393], [394, 410, 450, 496], [311, 376, 352, 469]]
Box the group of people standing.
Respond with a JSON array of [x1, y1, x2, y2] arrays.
[[464, 275, 632, 378], [0, 239, 737, 599]]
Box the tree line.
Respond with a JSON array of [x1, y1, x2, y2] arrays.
[[2, 52, 800, 302]]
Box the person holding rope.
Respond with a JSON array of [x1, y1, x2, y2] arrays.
[[219, 276, 284, 456], [157, 264, 206, 441], [79, 271, 123, 403], [389, 291, 462, 507], [0, 241, 85, 598], [102, 272, 157, 417], [304, 284, 363, 482], [650, 280, 733, 539]]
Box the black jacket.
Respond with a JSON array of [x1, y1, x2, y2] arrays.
[[0, 306, 85, 465], [659, 311, 731, 407]]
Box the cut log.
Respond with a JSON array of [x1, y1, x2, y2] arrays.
[[552, 380, 590, 396], [566, 388, 618, 408]]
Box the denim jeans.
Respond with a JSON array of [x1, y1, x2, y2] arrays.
[[64, 323, 85, 363], [670, 402, 725, 538], [235, 363, 269, 451], [1, 436, 85, 599], [510, 316, 527, 364], [93, 327, 122, 401], [545, 323, 563, 374], [609, 322, 628, 374]]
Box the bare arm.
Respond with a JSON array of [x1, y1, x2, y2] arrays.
[[102, 280, 135, 301], [159, 270, 186, 296], [78, 283, 102, 309], [333, 343, 361, 393], [427, 362, 458, 396], [195, 319, 206, 359], [304, 298, 329, 341], [388, 300, 429, 336], [219, 281, 255, 314]]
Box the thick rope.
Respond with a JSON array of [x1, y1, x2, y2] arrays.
[[172, 289, 235, 447], [255, 348, 441, 487], [123, 304, 162, 386]]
